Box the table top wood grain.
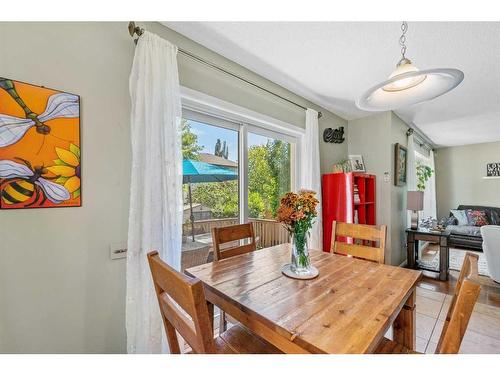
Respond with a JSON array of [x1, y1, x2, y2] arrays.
[[186, 243, 422, 353]]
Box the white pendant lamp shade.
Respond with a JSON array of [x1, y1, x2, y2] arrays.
[[356, 66, 464, 111], [356, 22, 464, 111]]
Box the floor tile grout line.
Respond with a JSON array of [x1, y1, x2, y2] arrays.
[[426, 297, 446, 348]]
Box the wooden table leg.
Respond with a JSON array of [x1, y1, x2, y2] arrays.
[[439, 236, 449, 281], [393, 289, 416, 350], [407, 233, 415, 269], [206, 301, 215, 332]]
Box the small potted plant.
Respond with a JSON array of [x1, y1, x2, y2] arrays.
[[277, 189, 319, 279]]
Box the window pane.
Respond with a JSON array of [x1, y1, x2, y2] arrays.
[[247, 132, 291, 247], [181, 118, 239, 271]]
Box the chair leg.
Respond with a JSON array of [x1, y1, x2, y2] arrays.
[[219, 310, 227, 334]]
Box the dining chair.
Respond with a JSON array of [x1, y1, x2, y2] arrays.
[[330, 221, 387, 264], [211, 223, 257, 333], [147, 251, 281, 354], [376, 252, 481, 354]]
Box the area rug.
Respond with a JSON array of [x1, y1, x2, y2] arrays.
[[419, 244, 490, 277]]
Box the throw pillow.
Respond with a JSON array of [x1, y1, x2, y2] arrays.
[[466, 209, 489, 226], [445, 216, 458, 226], [450, 209, 468, 226]]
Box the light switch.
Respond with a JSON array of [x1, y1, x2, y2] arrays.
[[110, 242, 127, 260]]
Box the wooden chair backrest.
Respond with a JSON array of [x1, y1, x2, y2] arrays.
[[330, 221, 387, 264], [147, 251, 215, 354], [211, 223, 256, 261], [435, 252, 481, 354]]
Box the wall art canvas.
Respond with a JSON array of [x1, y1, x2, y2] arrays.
[[486, 162, 500, 177], [394, 143, 407, 186], [0, 77, 81, 209]]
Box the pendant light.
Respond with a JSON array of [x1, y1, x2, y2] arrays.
[[356, 22, 464, 111]]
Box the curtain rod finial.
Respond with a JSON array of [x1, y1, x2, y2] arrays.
[[128, 21, 136, 37], [128, 21, 144, 38]]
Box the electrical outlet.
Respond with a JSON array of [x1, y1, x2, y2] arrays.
[[110, 242, 127, 260]]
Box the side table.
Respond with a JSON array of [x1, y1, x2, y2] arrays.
[[406, 228, 450, 281]]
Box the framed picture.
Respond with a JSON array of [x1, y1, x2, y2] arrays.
[[348, 155, 365, 172], [394, 143, 407, 186], [0, 77, 81, 209], [487, 163, 500, 177]]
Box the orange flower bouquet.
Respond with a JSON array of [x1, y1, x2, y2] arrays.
[[277, 189, 319, 276]]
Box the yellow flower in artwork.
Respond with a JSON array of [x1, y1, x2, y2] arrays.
[[47, 144, 81, 199]]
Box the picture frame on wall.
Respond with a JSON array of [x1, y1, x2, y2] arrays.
[[394, 143, 407, 186], [0, 77, 81, 209], [348, 155, 365, 172], [486, 162, 500, 177]]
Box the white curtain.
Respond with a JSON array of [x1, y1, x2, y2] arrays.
[[300, 109, 322, 250], [406, 133, 417, 228], [416, 150, 437, 220], [126, 31, 183, 354]]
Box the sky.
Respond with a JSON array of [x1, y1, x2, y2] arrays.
[[188, 119, 273, 162]]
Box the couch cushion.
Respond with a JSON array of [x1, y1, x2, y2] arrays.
[[446, 225, 482, 237], [446, 225, 481, 237]]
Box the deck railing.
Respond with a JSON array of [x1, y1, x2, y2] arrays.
[[183, 217, 290, 248]]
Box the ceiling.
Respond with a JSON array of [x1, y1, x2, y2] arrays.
[[164, 22, 500, 148]]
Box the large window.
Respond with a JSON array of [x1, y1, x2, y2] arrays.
[[180, 107, 298, 270]]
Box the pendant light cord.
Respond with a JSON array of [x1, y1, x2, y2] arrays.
[[399, 21, 408, 59], [399, 21, 408, 61]]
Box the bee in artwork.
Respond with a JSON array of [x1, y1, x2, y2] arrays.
[[0, 158, 70, 208], [0, 78, 79, 151]]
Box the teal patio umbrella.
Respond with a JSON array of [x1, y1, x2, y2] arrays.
[[183, 159, 237, 241]]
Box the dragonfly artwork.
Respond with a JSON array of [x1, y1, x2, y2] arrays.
[[0, 78, 79, 150], [0, 77, 81, 209]]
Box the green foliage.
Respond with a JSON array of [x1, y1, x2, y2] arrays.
[[182, 119, 204, 160], [248, 139, 290, 219], [416, 162, 433, 191], [249, 191, 265, 218], [191, 181, 239, 218]]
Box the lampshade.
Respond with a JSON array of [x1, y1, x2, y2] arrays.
[[356, 67, 464, 111], [407, 191, 424, 211]]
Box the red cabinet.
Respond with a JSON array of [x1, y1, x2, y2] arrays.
[[321, 172, 376, 252]]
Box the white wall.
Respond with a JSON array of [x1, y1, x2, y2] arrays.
[[435, 141, 500, 218], [0, 22, 347, 353], [390, 113, 409, 266], [347, 112, 410, 265]]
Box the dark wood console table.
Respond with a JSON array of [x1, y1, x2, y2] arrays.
[[406, 228, 450, 281]]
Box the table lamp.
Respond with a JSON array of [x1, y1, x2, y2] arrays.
[[407, 191, 424, 230]]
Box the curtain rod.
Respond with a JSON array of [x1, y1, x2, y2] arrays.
[[406, 128, 435, 151], [128, 22, 322, 119]]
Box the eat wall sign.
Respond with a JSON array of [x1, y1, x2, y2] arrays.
[[323, 126, 345, 144]]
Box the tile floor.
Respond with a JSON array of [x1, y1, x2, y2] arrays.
[[409, 286, 500, 353]]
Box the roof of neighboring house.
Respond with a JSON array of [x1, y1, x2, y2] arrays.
[[183, 203, 212, 212], [198, 153, 238, 169]]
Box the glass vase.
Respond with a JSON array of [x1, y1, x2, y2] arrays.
[[291, 231, 311, 275]]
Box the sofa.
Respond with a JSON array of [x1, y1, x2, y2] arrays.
[[446, 205, 500, 250]]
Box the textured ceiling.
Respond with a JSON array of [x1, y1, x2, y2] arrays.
[[164, 22, 500, 147]]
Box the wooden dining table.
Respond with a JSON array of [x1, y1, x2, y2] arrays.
[[185, 244, 422, 354]]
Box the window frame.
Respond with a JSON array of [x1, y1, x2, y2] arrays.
[[181, 86, 303, 224]]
